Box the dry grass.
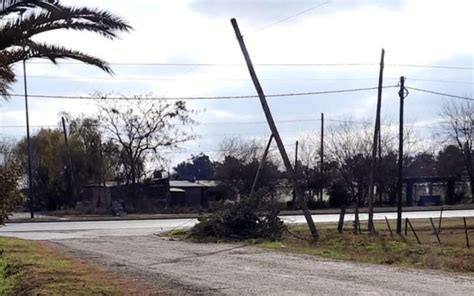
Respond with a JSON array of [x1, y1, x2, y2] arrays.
[[167, 217, 474, 273], [0, 237, 159, 295], [259, 217, 474, 273]]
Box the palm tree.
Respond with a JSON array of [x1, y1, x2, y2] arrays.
[[0, 0, 131, 98]]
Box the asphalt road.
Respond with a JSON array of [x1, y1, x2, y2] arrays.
[[1, 209, 473, 240]]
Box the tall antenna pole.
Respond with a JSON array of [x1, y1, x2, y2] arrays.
[[23, 59, 34, 219]]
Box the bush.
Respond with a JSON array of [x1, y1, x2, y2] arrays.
[[190, 196, 286, 241], [328, 181, 350, 208], [0, 164, 24, 225]]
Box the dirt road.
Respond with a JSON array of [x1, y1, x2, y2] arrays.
[[55, 235, 474, 296]]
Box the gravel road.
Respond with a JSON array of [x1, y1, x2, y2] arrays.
[[55, 235, 474, 296]]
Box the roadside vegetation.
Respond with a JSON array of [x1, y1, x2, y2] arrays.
[[170, 217, 474, 273], [190, 196, 286, 241], [0, 237, 148, 295]]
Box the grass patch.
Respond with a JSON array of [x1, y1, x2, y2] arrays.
[[0, 237, 144, 295], [167, 217, 474, 273]]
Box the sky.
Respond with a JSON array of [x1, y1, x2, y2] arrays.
[[0, 0, 472, 168]]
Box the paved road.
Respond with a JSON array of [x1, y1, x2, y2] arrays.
[[56, 235, 474, 296], [1, 209, 473, 240]]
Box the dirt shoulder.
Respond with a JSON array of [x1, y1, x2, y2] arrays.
[[55, 235, 474, 296], [0, 237, 161, 295]]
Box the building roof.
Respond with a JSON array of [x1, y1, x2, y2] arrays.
[[170, 188, 186, 193], [83, 181, 122, 188], [169, 180, 220, 188]]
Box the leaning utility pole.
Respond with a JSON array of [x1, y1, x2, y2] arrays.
[[367, 49, 385, 233], [396, 76, 407, 234], [22, 59, 34, 219], [61, 117, 77, 206], [231, 18, 319, 240], [320, 112, 324, 201]]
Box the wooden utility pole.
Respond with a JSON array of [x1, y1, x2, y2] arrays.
[[295, 140, 299, 172], [377, 124, 383, 206], [367, 48, 385, 233], [231, 18, 319, 240], [23, 59, 34, 219], [61, 117, 77, 206], [320, 113, 324, 201], [97, 145, 103, 207], [396, 76, 406, 234], [250, 134, 273, 198], [293, 140, 299, 203]]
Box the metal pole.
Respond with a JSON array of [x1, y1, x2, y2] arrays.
[[368, 49, 385, 233], [396, 76, 406, 234], [23, 59, 34, 219]]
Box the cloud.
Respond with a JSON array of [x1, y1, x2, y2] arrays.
[[189, 0, 404, 25]]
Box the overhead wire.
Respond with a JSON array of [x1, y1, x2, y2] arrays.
[[405, 87, 473, 101], [24, 61, 473, 70], [21, 75, 473, 85], [253, 1, 330, 32], [6, 85, 397, 101]]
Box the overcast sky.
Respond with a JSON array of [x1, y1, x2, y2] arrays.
[[0, 0, 472, 167]]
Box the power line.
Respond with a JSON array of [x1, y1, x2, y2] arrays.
[[0, 117, 446, 131], [254, 1, 330, 32], [8, 86, 397, 101], [406, 87, 473, 101], [18, 75, 474, 86], [25, 61, 474, 70]]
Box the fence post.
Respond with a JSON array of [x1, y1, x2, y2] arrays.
[[438, 207, 443, 234], [429, 217, 441, 246], [407, 218, 421, 245], [385, 216, 393, 236], [337, 206, 346, 234], [404, 218, 408, 236], [464, 217, 470, 249]]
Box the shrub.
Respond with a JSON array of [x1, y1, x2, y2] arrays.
[[0, 164, 24, 225], [328, 181, 350, 208], [190, 195, 286, 241]]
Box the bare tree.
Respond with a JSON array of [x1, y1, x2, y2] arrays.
[[440, 99, 473, 201], [97, 95, 195, 196], [326, 120, 373, 206]]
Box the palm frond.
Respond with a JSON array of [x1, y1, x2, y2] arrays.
[[0, 0, 59, 17], [0, 1, 132, 98], [0, 58, 15, 99], [6, 41, 113, 73], [0, 4, 132, 49]]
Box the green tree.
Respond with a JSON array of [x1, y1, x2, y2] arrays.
[[0, 162, 23, 224], [174, 153, 215, 181], [0, 0, 131, 97], [14, 116, 120, 210]]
